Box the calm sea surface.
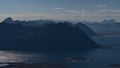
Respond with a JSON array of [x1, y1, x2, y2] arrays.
[[0, 35, 120, 68]]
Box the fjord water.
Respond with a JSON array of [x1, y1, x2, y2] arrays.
[[0, 35, 120, 68]]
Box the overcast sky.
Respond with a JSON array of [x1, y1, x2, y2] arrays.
[[0, 0, 120, 22]]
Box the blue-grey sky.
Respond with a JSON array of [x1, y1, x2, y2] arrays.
[[0, 0, 120, 22]]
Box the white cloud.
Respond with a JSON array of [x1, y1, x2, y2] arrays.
[[53, 7, 65, 10], [100, 9, 120, 12], [1, 9, 120, 22], [0, 13, 55, 21], [64, 10, 76, 13], [96, 5, 108, 8], [63, 9, 120, 22], [80, 10, 89, 16]]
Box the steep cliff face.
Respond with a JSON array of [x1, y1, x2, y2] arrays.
[[0, 22, 99, 52], [76, 23, 97, 36]]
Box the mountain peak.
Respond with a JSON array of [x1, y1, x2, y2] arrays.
[[3, 17, 13, 23]]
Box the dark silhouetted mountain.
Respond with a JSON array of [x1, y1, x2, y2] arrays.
[[76, 23, 97, 36], [2, 18, 97, 36], [0, 21, 99, 52], [55, 21, 97, 36], [62, 21, 74, 27], [21, 20, 56, 26], [2, 17, 56, 26], [3, 17, 13, 24]]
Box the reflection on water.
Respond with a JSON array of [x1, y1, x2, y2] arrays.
[[0, 35, 120, 68], [0, 51, 42, 63]]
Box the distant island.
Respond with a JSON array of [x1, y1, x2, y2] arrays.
[[0, 17, 100, 52]]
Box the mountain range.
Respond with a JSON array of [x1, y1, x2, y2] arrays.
[[0, 18, 99, 52], [85, 19, 120, 35], [3, 17, 97, 36]]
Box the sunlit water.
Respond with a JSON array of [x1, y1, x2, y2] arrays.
[[0, 35, 120, 68]]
